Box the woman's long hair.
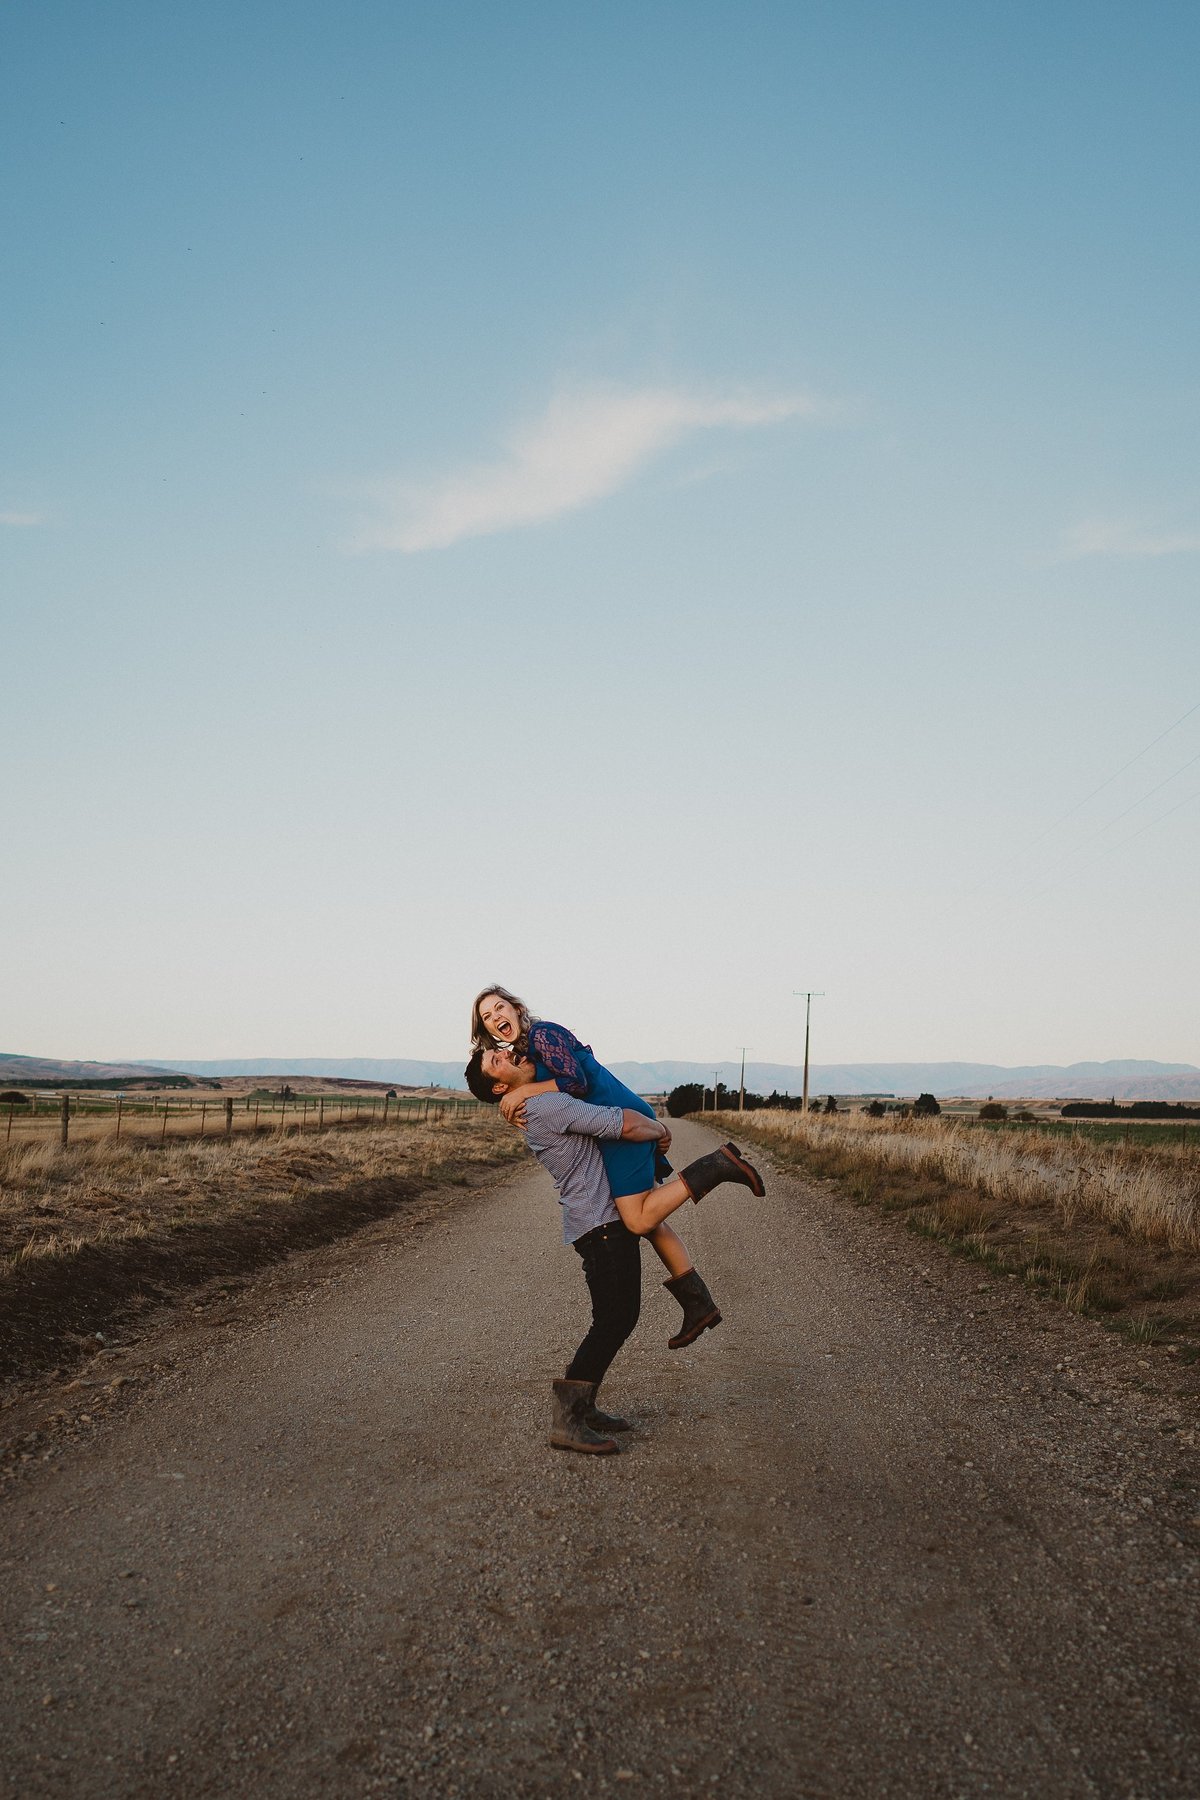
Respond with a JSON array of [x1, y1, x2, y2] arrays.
[[470, 984, 532, 1055]]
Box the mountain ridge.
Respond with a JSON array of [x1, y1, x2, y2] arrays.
[[5, 1052, 1198, 1102]]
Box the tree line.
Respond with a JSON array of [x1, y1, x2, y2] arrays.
[[665, 1084, 943, 1119]]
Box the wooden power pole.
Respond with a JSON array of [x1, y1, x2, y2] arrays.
[[793, 991, 825, 1115]]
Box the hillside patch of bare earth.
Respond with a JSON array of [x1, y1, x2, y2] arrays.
[[0, 1120, 524, 1385]]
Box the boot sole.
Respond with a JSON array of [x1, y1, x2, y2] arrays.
[[548, 1433, 619, 1455], [668, 1307, 722, 1349]]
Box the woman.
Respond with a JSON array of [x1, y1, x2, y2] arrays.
[[470, 984, 724, 1348]]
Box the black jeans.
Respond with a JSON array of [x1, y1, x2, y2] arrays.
[[565, 1219, 641, 1387]]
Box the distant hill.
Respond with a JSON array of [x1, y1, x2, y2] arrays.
[[604, 1059, 1200, 1102], [150, 1055, 1200, 1102], [7, 1051, 1197, 1102], [148, 1057, 469, 1089], [0, 1052, 183, 1083]]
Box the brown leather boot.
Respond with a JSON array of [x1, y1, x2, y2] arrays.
[[664, 1268, 722, 1348], [549, 1379, 620, 1454], [679, 1141, 765, 1203]]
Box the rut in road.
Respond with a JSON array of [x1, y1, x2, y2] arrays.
[[2, 1118, 1198, 1797]]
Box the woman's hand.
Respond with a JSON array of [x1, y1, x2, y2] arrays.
[[499, 1088, 527, 1127], [658, 1123, 672, 1153]]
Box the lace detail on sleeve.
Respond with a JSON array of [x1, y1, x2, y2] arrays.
[[529, 1021, 589, 1097]]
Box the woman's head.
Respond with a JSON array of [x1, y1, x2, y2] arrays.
[[470, 985, 531, 1051]]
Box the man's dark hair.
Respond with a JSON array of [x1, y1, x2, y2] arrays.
[[464, 1048, 501, 1105]]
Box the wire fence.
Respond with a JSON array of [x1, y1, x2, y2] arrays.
[[2, 1091, 478, 1150]]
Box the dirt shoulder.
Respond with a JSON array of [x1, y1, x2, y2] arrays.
[[0, 1118, 524, 1386]]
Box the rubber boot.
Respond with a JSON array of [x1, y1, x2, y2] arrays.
[[585, 1396, 632, 1433], [664, 1268, 722, 1349], [679, 1141, 765, 1203], [549, 1379, 620, 1454]]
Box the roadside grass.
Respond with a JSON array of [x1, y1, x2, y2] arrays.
[[0, 1117, 524, 1381], [709, 1109, 1200, 1355]]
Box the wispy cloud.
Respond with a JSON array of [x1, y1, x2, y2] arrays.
[[1060, 517, 1200, 560], [0, 510, 46, 528], [348, 383, 819, 552]]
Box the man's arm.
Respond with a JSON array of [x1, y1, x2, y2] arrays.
[[499, 1078, 557, 1125], [618, 1108, 669, 1145], [535, 1093, 670, 1148]]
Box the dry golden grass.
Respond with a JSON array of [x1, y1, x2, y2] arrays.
[[711, 1109, 1200, 1354], [0, 1117, 526, 1381], [1, 1116, 522, 1270], [719, 1108, 1200, 1250]]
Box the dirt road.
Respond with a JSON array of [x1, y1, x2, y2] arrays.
[[2, 1119, 1198, 1797]]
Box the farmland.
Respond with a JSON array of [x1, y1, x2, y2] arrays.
[[1, 1084, 473, 1152]]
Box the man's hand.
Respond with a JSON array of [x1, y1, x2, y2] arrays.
[[620, 1110, 670, 1143], [498, 1089, 527, 1127], [658, 1124, 672, 1154]]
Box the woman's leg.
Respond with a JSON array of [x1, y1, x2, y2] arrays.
[[646, 1221, 692, 1279], [612, 1175, 692, 1236]]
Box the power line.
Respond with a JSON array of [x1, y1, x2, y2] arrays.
[[958, 696, 1200, 919], [1024, 784, 1200, 904], [1029, 696, 1200, 844], [1108, 783, 1200, 856], [1008, 743, 1200, 901]]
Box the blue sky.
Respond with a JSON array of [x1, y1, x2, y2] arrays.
[[3, 1, 1197, 1068]]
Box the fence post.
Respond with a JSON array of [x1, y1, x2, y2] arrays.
[[60, 1093, 70, 1148], [115, 1096, 123, 1143], [200, 1102, 207, 1137], [224, 1097, 234, 1139], [161, 1101, 169, 1144], [382, 1094, 390, 1126], [318, 1097, 325, 1132], [6, 1103, 12, 1144]]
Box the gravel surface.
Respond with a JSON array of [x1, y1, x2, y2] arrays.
[[2, 1119, 1198, 1798]]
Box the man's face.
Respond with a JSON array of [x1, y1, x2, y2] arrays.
[[481, 1046, 532, 1095]]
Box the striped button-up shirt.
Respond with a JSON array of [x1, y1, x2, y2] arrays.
[[522, 1091, 624, 1244]]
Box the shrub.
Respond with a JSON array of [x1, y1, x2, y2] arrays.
[[667, 1082, 704, 1118], [865, 1099, 886, 1118], [979, 1102, 1008, 1121], [1, 1090, 29, 1105], [913, 1093, 941, 1117]]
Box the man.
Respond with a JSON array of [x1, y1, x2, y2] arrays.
[[464, 1044, 765, 1456]]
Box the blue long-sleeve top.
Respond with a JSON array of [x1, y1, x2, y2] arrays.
[[525, 1018, 668, 1200], [526, 1020, 591, 1098]]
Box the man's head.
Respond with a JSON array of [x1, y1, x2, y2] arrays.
[[464, 1044, 535, 1105]]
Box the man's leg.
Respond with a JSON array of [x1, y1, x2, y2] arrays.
[[550, 1221, 642, 1455]]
